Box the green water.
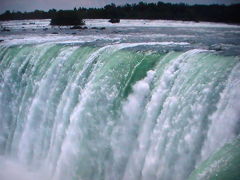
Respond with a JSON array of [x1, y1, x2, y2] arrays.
[[0, 43, 239, 180], [188, 137, 240, 180]]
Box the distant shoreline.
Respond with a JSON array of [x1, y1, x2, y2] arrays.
[[1, 18, 239, 27], [0, 2, 239, 24]]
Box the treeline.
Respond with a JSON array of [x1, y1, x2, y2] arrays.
[[0, 2, 240, 23]]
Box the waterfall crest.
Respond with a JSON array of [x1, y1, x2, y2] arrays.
[[0, 44, 239, 180]]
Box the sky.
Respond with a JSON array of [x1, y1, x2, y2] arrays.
[[0, 0, 239, 13]]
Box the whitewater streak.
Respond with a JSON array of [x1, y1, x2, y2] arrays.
[[0, 43, 239, 180]]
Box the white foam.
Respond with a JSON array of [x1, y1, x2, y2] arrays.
[[0, 157, 48, 180], [200, 63, 240, 161], [85, 19, 240, 28]]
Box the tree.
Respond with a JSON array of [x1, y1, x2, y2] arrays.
[[50, 10, 85, 26]]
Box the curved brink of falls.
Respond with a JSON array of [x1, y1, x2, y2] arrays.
[[0, 43, 239, 180]]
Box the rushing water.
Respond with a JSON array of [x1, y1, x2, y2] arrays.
[[0, 19, 240, 180]]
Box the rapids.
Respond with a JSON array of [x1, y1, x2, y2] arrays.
[[0, 19, 240, 180]]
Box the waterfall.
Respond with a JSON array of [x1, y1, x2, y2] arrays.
[[0, 43, 239, 180]]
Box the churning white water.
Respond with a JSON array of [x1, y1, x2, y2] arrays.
[[0, 19, 240, 180]]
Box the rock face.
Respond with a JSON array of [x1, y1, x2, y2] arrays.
[[1, 28, 10, 32], [91, 27, 106, 30], [70, 25, 87, 30], [109, 18, 120, 23]]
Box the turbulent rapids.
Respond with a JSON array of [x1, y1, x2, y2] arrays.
[[0, 19, 240, 180]]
